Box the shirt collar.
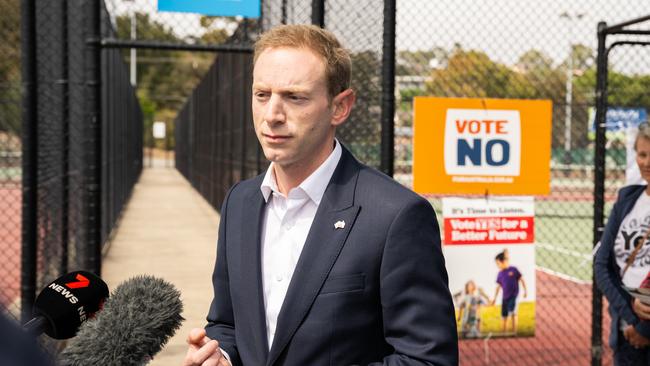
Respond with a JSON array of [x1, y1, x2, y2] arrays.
[[260, 139, 342, 205]]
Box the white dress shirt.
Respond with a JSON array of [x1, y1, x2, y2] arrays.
[[259, 140, 342, 348]]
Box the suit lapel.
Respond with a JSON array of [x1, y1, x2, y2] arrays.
[[240, 182, 270, 360], [266, 148, 361, 366]]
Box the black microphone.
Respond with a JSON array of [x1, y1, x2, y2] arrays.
[[58, 275, 184, 366], [23, 271, 109, 339]]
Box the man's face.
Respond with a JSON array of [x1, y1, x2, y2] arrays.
[[252, 47, 339, 172]]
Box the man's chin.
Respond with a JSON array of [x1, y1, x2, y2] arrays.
[[264, 152, 288, 165]]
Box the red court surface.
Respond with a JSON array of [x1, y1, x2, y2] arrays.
[[0, 186, 21, 310], [0, 185, 617, 364], [460, 270, 613, 365]]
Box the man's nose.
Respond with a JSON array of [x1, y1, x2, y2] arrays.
[[264, 95, 285, 126]]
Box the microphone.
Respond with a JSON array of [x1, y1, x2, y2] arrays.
[[58, 275, 184, 366], [23, 271, 109, 339]]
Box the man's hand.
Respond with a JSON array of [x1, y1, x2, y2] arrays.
[[182, 328, 231, 366], [633, 298, 650, 320], [623, 325, 650, 348]]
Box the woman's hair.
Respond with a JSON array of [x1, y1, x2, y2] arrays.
[[636, 121, 650, 150]]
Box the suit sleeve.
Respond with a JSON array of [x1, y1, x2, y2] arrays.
[[369, 198, 459, 366], [205, 185, 242, 366]]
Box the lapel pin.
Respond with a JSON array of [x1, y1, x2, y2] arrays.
[[334, 220, 346, 230]]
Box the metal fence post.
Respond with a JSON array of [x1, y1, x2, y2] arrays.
[[311, 0, 324, 28], [20, 0, 38, 323], [83, 0, 102, 275], [591, 20, 608, 366], [380, 0, 396, 177], [60, 0, 69, 276]]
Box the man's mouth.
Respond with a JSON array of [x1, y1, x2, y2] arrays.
[[263, 133, 290, 143]]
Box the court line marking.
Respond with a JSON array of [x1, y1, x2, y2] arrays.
[[536, 266, 592, 285], [536, 242, 592, 261]]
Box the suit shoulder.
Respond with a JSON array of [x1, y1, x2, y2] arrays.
[[356, 164, 429, 207], [227, 174, 264, 197]]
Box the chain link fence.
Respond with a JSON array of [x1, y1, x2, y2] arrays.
[[175, 0, 387, 210], [3, 0, 649, 364], [0, 0, 22, 318], [174, 1, 650, 364], [0, 0, 142, 327], [396, 2, 650, 364]]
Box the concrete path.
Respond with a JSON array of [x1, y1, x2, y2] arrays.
[[101, 162, 220, 365]]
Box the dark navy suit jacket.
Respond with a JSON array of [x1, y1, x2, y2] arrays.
[[595, 184, 649, 349], [205, 146, 458, 366]]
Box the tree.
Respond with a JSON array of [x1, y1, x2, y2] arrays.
[[397, 48, 448, 76], [426, 48, 536, 99], [338, 50, 382, 166], [114, 13, 236, 149], [0, 0, 21, 134]]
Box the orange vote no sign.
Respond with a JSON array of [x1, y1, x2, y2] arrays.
[[413, 97, 553, 195]]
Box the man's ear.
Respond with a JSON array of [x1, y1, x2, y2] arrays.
[[331, 88, 356, 127]]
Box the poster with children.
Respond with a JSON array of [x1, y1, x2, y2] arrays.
[[442, 196, 536, 339]]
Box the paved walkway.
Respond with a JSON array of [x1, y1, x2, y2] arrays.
[[101, 162, 220, 365]]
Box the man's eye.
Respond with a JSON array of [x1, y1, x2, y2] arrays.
[[255, 92, 269, 99]]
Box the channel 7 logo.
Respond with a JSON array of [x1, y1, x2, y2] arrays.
[[443, 108, 521, 177]]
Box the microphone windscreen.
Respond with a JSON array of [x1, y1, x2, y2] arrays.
[[58, 275, 184, 366], [32, 271, 109, 339]]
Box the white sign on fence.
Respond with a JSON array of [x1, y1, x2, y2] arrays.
[[153, 122, 166, 139]]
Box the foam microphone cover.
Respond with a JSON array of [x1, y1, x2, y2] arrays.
[[31, 270, 109, 339], [58, 275, 184, 366]]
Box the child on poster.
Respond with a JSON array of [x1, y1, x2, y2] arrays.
[[456, 280, 490, 338], [491, 249, 527, 335]]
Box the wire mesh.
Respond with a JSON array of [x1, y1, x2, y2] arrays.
[[396, 1, 650, 364], [0, 0, 142, 325], [100, 9, 144, 246], [34, 0, 69, 307], [4, 0, 648, 363], [327, 0, 384, 168], [0, 0, 22, 319], [175, 0, 386, 210]]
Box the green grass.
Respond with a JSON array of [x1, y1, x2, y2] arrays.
[[456, 302, 536, 338], [0, 167, 21, 181]]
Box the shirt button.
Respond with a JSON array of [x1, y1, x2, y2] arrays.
[[275, 275, 283, 282], [284, 222, 293, 230]]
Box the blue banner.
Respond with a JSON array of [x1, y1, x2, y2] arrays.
[[158, 0, 260, 18], [589, 107, 647, 132]]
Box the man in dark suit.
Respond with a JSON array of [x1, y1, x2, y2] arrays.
[[184, 24, 458, 366], [0, 312, 52, 366]]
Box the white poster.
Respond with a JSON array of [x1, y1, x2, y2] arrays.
[[443, 197, 536, 338]]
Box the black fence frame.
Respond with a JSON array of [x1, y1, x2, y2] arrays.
[[592, 14, 650, 366], [19, 1, 640, 364], [19, 0, 143, 322]]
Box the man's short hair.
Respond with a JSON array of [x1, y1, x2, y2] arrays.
[[254, 24, 351, 99]]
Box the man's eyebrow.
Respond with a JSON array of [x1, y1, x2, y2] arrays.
[[252, 84, 310, 94]]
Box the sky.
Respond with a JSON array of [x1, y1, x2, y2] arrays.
[[105, 0, 650, 74], [395, 0, 650, 73]]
